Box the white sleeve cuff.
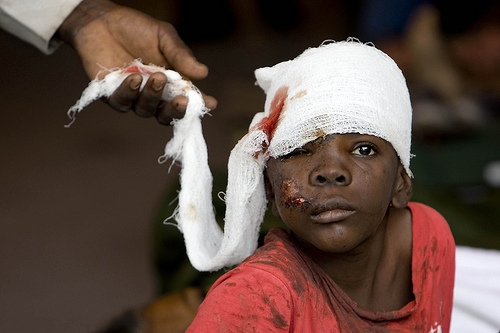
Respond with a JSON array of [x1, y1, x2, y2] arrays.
[[0, 0, 83, 54]]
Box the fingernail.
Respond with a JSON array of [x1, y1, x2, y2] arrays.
[[152, 79, 166, 92], [130, 79, 141, 90]]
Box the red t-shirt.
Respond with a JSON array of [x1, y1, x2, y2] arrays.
[[187, 202, 455, 332]]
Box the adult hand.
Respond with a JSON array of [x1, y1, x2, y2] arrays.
[[57, 0, 217, 125]]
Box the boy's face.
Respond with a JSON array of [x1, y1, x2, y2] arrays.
[[265, 133, 411, 255]]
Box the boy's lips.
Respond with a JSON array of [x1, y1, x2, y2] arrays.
[[311, 209, 355, 223], [310, 200, 356, 223]]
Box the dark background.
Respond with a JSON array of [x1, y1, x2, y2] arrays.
[[1, 0, 499, 332]]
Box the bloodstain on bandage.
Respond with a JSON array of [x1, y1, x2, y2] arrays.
[[122, 65, 156, 75], [258, 86, 289, 141]]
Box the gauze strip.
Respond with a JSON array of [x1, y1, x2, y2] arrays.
[[192, 39, 412, 270], [66, 59, 266, 272], [68, 40, 414, 272], [65, 59, 193, 127], [169, 40, 413, 271], [161, 100, 268, 271]]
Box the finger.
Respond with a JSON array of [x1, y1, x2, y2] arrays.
[[133, 72, 167, 118], [169, 93, 217, 113], [159, 23, 209, 80], [171, 95, 188, 112], [202, 94, 218, 110], [155, 101, 185, 125], [155, 91, 217, 125], [107, 74, 142, 112], [171, 49, 209, 80]]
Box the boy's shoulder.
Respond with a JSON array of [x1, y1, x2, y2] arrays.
[[193, 228, 342, 332], [209, 228, 318, 299], [408, 202, 454, 242], [407, 202, 455, 331], [236, 228, 310, 281], [408, 202, 445, 220]]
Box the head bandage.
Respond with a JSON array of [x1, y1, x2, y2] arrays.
[[253, 39, 413, 175], [165, 39, 413, 272]]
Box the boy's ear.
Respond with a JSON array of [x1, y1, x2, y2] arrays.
[[264, 169, 280, 217], [391, 165, 413, 209]]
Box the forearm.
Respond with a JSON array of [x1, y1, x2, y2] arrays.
[[56, 0, 116, 48]]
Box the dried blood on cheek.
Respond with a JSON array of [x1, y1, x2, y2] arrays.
[[281, 179, 309, 210]]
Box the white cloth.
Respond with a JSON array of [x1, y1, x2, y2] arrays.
[[451, 246, 500, 333], [0, 0, 82, 53], [152, 39, 416, 272], [165, 40, 415, 272], [65, 59, 255, 272], [66, 59, 204, 125], [66, 59, 264, 272]]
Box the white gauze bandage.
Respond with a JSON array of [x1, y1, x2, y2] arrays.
[[65, 59, 199, 127], [172, 40, 413, 272], [176, 40, 413, 272], [66, 59, 265, 272], [253, 39, 413, 176], [68, 41, 413, 272]]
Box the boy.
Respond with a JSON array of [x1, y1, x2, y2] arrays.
[[172, 40, 455, 332]]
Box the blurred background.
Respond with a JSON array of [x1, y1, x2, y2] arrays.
[[1, 0, 499, 332]]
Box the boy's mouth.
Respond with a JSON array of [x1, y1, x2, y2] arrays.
[[311, 209, 355, 223], [310, 199, 356, 223]]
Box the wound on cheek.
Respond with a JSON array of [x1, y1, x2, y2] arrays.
[[289, 197, 305, 207], [282, 179, 307, 208]]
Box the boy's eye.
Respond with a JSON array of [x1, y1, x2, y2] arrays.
[[280, 148, 309, 160], [353, 144, 376, 156]]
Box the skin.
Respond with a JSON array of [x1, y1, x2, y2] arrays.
[[265, 133, 414, 312], [57, 0, 217, 125]]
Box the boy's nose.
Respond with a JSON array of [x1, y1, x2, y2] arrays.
[[309, 155, 352, 187]]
